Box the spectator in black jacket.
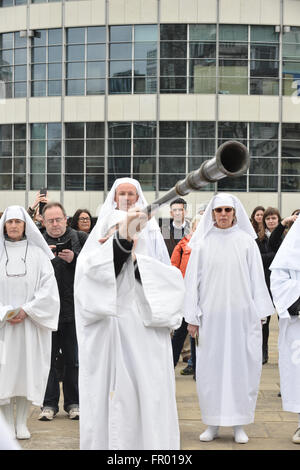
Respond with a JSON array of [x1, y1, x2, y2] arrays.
[[256, 207, 282, 364], [269, 209, 300, 253], [38, 202, 88, 422]]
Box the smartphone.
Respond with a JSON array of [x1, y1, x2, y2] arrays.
[[56, 239, 72, 254], [39, 188, 47, 215]]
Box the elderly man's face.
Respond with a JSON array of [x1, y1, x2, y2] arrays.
[[114, 183, 138, 211], [213, 206, 235, 230]]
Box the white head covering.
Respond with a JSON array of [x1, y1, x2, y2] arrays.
[[81, 178, 170, 265], [189, 192, 256, 249], [270, 214, 300, 272], [0, 205, 54, 259]]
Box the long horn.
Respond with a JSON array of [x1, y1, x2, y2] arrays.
[[143, 140, 249, 214]]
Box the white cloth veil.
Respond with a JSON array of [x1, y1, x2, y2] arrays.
[[0, 205, 54, 260], [189, 192, 256, 249], [80, 178, 170, 265]]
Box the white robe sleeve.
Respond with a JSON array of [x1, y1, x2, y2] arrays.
[[135, 253, 184, 330], [74, 236, 118, 326], [271, 268, 300, 318], [183, 243, 204, 326], [22, 255, 60, 331], [247, 239, 275, 320]]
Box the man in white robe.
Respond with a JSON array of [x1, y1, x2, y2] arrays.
[[0, 206, 60, 440], [270, 215, 300, 444], [74, 178, 184, 450], [185, 193, 274, 444]]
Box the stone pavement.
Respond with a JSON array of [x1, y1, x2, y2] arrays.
[[19, 314, 299, 450]]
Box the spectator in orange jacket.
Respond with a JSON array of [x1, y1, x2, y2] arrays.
[[171, 214, 202, 377]]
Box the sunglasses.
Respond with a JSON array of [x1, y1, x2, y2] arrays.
[[214, 207, 233, 213]]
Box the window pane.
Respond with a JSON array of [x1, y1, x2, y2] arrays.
[[108, 122, 131, 138], [282, 176, 300, 191], [30, 174, 45, 190], [0, 174, 11, 189], [86, 156, 104, 173], [134, 42, 157, 60], [87, 26, 106, 44], [108, 139, 131, 156], [133, 139, 156, 155], [31, 157, 45, 173], [110, 60, 132, 76], [67, 28, 85, 44], [133, 156, 156, 173], [219, 25, 247, 41], [65, 122, 84, 139], [87, 44, 106, 61], [134, 25, 157, 42], [250, 78, 279, 95], [86, 139, 104, 156], [219, 60, 248, 76], [67, 45, 85, 61], [217, 175, 247, 191], [48, 63, 62, 80], [86, 122, 104, 138], [86, 175, 104, 190], [65, 140, 84, 156], [31, 81, 46, 96], [250, 157, 277, 174], [13, 174, 26, 190], [0, 157, 11, 172], [219, 43, 248, 59], [14, 124, 26, 140], [251, 44, 279, 61], [67, 62, 85, 79], [48, 46, 62, 63], [47, 157, 61, 173], [14, 140, 26, 156], [32, 47, 46, 63], [65, 157, 84, 173], [110, 26, 132, 43], [282, 141, 300, 158], [65, 174, 84, 190], [66, 80, 85, 96], [87, 61, 105, 78], [32, 64, 46, 80], [47, 174, 61, 190], [31, 123, 46, 139], [189, 24, 216, 41], [109, 77, 132, 93], [14, 48, 26, 65], [14, 158, 26, 173], [219, 77, 248, 94], [48, 28, 62, 45], [31, 140, 46, 156], [0, 33, 13, 50], [48, 123, 61, 139], [190, 42, 216, 59], [14, 65, 26, 81], [86, 78, 105, 95], [47, 140, 61, 156], [160, 59, 186, 76], [48, 80, 62, 96], [160, 42, 187, 58], [251, 26, 279, 43], [0, 141, 12, 156], [249, 175, 277, 191], [108, 156, 131, 173], [160, 24, 186, 41], [110, 43, 131, 60]]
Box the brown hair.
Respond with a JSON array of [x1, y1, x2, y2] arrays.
[[250, 206, 265, 237], [259, 206, 281, 240]]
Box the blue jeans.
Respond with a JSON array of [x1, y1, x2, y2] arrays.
[[43, 320, 79, 413]]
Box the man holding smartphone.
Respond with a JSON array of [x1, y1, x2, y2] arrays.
[[38, 202, 88, 422]]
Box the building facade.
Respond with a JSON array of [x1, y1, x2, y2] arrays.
[[0, 0, 300, 216]]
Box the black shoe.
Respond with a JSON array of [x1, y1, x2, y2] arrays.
[[180, 365, 194, 376], [277, 391, 281, 397]]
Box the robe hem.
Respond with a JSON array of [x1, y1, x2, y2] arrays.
[[282, 403, 300, 413], [202, 415, 255, 426]]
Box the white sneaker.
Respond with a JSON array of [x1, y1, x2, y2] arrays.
[[292, 427, 300, 444], [199, 426, 219, 442], [68, 407, 79, 420], [38, 407, 56, 421], [234, 426, 249, 444]]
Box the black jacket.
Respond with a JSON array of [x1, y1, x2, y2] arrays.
[[256, 236, 275, 293], [161, 219, 190, 258], [43, 226, 88, 323]]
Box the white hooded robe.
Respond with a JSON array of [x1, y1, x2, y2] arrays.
[[75, 215, 184, 450], [184, 195, 274, 426]]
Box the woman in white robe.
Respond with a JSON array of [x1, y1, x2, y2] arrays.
[[74, 178, 184, 450], [270, 215, 300, 444], [0, 206, 60, 440], [185, 193, 274, 444]]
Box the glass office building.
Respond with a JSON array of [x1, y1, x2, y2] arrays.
[[0, 0, 300, 215]]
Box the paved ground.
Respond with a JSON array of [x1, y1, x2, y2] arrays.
[[19, 315, 300, 450]]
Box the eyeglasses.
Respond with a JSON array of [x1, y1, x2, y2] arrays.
[[45, 217, 65, 224], [4, 240, 28, 277], [78, 217, 90, 222], [214, 207, 233, 213]]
